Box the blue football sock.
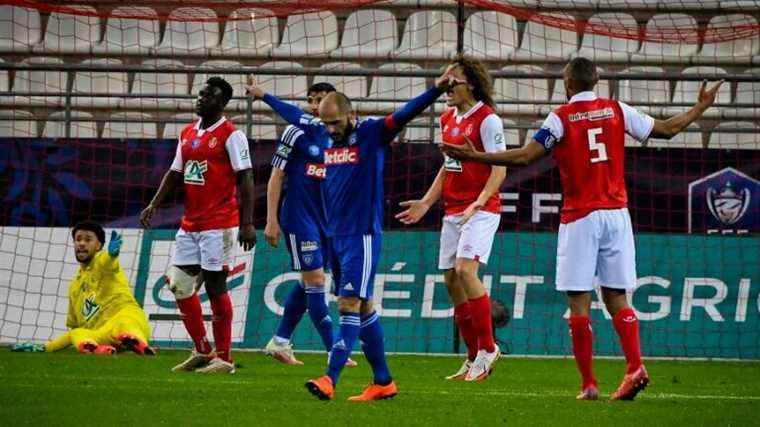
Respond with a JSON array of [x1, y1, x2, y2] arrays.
[[275, 283, 307, 341], [326, 312, 360, 386], [305, 286, 334, 352], [360, 311, 392, 386]]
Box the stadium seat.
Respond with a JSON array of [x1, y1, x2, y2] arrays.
[[43, 111, 97, 138], [665, 66, 730, 117], [523, 120, 544, 146], [364, 63, 427, 112], [128, 59, 188, 110], [232, 114, 277, 140], [37, 5, 99, 54], [632, 14, 699, 62], [163, 113, 196, 139], [192, 60, 250, 111], [331, 10, 397, 59], [514, 13, 578, 61], [103, 112, 157, 139], [71, 59, 127, 108], [272, 11, 338, 58], [392, 11, 457, 60], [0, 6, 41, 53], [12, 57, 68, 108], [552, 66, 610, 101], [213, 8, 277, 57], [708, 122, 760, 150], [0, 58, 7, 92], [503, 119, 521, 146], [0, 110, 37, 137], [402, 118, 435, 143], [254, 61, 308, 99], [463, 11, 518, 61], [698, 15, 759, 63], [618, 66, 670, 106], [494, 65, 550, 115], [93, 6, 159, 54], [576, 13, 639, 62], [735, 68, 760, 112], [156, 8, 219, 56], [313, 62, 368, 99]]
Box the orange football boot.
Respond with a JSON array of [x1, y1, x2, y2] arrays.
[[305, 375, 334, 400], [348, 381, 398, 402]]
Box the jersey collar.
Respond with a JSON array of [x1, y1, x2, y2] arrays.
[[194, 116, 227, 135], [568, 91, 597, 104], [454, 101, 484, 123]]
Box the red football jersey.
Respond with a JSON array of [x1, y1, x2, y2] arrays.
[[441, 102, 502, 215], [553, 98, 628, 223], [174, 118, 242, 231]]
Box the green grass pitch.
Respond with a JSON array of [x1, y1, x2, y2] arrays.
[[1, 349, 758, 426]]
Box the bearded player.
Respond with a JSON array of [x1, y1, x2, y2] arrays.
[[263, 82, 355, 369], [140, 77, 256, 374], [443, 57, 724, 400], [247, 68, 461, 400], [397, 57, 506, 382], [13, 222, 153, 355]]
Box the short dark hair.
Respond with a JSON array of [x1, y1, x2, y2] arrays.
[[72, 220, 105, 245], [308, 82, 336, 95], [206, 76, 233, 105], [567, 57, 599, 92]]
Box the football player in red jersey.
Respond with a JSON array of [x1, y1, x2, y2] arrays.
[[397, 57, 506, 381], [443, 57, 723, 400], [140, 77, 257, 374]]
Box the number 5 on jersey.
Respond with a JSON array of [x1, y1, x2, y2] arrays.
[[587, 127, 608, 163]]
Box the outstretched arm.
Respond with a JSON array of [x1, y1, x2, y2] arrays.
[[442, 135, 547, 167], [649, 80, 724, 139], [246, 76, 313, 128], [396, 166, 445, 225]]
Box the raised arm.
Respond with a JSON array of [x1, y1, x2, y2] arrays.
[[246, 76, 315, 128], [649, 80, 724, 140]]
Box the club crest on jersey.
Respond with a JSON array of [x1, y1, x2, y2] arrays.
[[688, 167, 758, 234], [349, 134, 358, 146], [82, 295, 99, 322], [465, 124, 474, 137], [451, 127, 460, 137], [208, 136, 218, 149], [191, 137, 201, 149], [184, 160, 208, 185], [303, 253, 314, 266], [324, 147, 359, 165], [308, 145, 320, 157], [305, 163, 326, 179]]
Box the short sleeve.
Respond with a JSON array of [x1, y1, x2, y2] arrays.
[[618, 101, 655, 142], [532, 111, 563, 151], [480, 113, 507, 153], [225, 130, 253, 172], [170, 139, 183, 172], [271, 125, 304, 170]]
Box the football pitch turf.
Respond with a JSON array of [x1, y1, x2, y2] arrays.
[[1, 350, 758, 426]]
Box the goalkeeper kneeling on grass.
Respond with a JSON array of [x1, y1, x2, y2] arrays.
[[12, 221, 154, 356]]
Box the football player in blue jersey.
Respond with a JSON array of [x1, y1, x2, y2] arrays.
[[247, 68, 462, 401], [263, 82, 356, 369]]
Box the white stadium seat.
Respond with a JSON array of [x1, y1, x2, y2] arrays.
[[402, 118, 435, 143], [214, 8, 277, 57], [94, 7, 159, 54], [736, 68, 760, 108], [156, 8, 219, 56], [253, 61, 308, 99], [272, 11, 338, 57], [393, 11, 457, 60], [163, 113, 196, 140], [12, 57, 67, 108], [463, 11, 518, 61], [577, 13, 639, 62], [313, 62, 368, 99], [43, 111, 97, 138], [232, 114, 277, 140], [633, 14, 699, 62], [128, 59, 188, 110], [514, 13, 578, 61], [618, 66, 670, 105], [0, 58, 7, 92], [365, 63, 427, 112], [0, 110, 37, 137], [103, 112, 157, 139], [699, 15, 759, 62], [494, 65, 550, 114], [665, 67, 730, 118], [37, 5, 98, 54], [331, 10, 397, 59], [709, 122, 760, 150], [0, 6, 41, 53], [71, 59, 127, 108], [503, 118, 521, 146]]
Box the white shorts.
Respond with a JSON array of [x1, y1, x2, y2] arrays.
[[172, 227, 238, 272], [555, 208, 636, 292], [438, 211, 500, 270]]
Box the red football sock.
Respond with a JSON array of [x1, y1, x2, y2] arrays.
[[210, 292, 234, 362], [613, 307, 643, 374], [469, 295, 495, 353], [454, 302, 478, 361], [569, 315, 597, 389], [176, 293, 211, 354]]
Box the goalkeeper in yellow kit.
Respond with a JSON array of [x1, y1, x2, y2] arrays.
[[13, 221, 154, 355]]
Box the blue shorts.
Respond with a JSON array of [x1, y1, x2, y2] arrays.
[[283, 230, 328, 272], [328, 234, 382, 299]]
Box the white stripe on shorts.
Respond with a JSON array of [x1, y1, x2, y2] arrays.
[[360, 234, 371, 298], [289, 234, 300, 270]]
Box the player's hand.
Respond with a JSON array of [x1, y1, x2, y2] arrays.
[[264, 220, 281, 248], [11, 342, 45, 352], [396, 200, 431, 225], [441, 134, 479, 160], [238, 223, 257, 251], [139, 204, 156, 229], [245, 75, 265, 100], [107, 230, 122, 258], [697, 79, 725, 109], [435, 64, 466, 92], [459, 200, 484, 225]]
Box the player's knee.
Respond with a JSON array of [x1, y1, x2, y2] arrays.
[[301, 269, 326, 286], [203, 269, 228, 298], [454, 259, 479, 282], [338, 297, 361, 313], [601, 287, 628, 316], [360, 299, 374, 315], [167, 266, 196, 300]]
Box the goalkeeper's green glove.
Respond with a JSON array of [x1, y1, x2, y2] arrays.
[[11, 342, 45, 352]]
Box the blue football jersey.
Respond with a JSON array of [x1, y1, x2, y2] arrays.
[[271, 124, 328, 234]]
